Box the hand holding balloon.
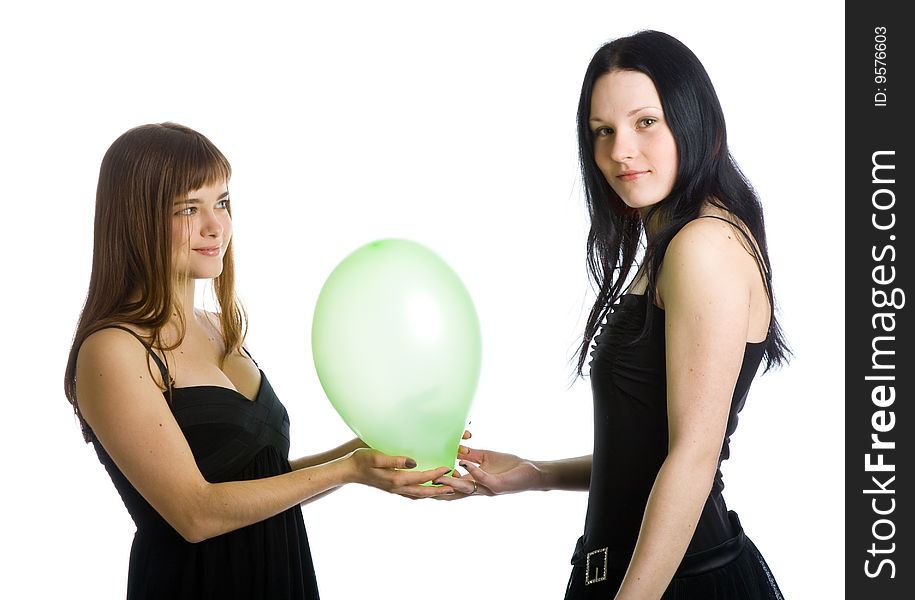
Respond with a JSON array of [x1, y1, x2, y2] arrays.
[[343, 448, 455, 498], [433, 430, 545, 498], [312, 239, 482, 473], [436, 448, 545, 497]]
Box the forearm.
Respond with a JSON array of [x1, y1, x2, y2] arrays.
[[532, 455, 592, 491], [289, 437, 367, 471], [187, 455, 353, 542], [614, 451, 717, 599], [288, 439, 367, 504]]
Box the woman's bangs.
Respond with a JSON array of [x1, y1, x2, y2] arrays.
[[177, 136, 232, 194]]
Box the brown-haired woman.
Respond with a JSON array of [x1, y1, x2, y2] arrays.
[[64, 122, 454, 599]]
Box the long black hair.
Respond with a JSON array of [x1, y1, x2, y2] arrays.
[[575, 30, 790, 376]]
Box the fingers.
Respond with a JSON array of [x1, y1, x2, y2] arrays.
[[457, 431, 473, 455], [434, 474, 477, 495], [394, 466, 453, 487], [432, 469, 464, 487], [371, 452, 424, 471], [398, 482, 456, 499], [360, 450, 453, 483], [457, 447, 487, 464], [395, 468, 458, 498], [458, 460, 496, 491]]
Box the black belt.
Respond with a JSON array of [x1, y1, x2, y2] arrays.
[[571, 511, 746, 582]]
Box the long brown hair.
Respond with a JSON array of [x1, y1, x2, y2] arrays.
[[65, 122, 247, 441]]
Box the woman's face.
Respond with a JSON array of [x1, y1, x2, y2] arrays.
[[589, 69, 678, 212], [171, 180, 233, 280]]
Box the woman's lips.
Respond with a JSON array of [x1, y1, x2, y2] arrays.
[[193, 246, 221, 256], [618, 170, 648, 182]]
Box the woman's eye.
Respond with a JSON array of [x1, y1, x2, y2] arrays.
[[594, 127, 612, 137], [176, 207, 196, 216], [216, 199, 230, 209], [638, 117, 657, 128]]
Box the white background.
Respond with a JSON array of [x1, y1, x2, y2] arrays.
[[1, 2, 843, 598]]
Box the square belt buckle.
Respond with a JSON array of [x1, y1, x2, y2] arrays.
[[585, 547, 608, 585]]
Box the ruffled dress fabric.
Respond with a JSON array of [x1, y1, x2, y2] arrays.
[[89, 366, 319, 599], [564, 294, 784, 599]]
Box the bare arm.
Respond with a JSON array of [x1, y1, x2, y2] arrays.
[[613, 220, 758, 599], [534, 455, 592, 491], [437, 446, 591, 495], [290, 438, 367, 471], [289, 438, 369, 503], [77, 329, 452, 543]]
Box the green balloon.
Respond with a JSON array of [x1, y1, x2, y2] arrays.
[[312, 239, 481, 474]]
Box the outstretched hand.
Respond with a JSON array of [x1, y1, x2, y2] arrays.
[[433, 431, 544, 498], [345, 448, 454, 499]]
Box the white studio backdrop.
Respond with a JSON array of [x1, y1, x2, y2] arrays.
[[0, 2, 842, 598]]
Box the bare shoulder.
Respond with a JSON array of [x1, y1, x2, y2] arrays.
[[76, 327, 165, 420], [669, 216, 744, 256], [78, 326, 149, 370], [658, 217, 757, 309], [662, 218, 749, 279]]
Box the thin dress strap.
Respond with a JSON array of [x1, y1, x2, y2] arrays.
[[240, 346, 259, 367], [100, 325, 173, 388]]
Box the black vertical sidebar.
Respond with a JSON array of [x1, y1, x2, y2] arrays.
[[846, 2, 912, 599]]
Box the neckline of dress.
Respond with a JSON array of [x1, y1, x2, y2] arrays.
[[169, 369, 265, 403]]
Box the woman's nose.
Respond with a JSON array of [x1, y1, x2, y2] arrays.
[[609, 132, 637, 163], [200, 212, 223, 238]]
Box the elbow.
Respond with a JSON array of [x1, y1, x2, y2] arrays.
[[169, 510, 211, 544], [666, 444, 721, 481], [177, 519, 209, 544], [166, 487, 219, 544]]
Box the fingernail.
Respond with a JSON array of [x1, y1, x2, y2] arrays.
[[405, 459, 417, 468]]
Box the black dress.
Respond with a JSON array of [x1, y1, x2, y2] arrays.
[[565, 220, 784, 599], [87, 327, 320, 599]]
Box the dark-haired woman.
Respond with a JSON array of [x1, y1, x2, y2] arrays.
[[435, 31, 787, 599], [64, 123, 455, 599]]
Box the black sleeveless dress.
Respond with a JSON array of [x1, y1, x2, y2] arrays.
[[565, 219, 784, 599], [87, 327, 320, 599]]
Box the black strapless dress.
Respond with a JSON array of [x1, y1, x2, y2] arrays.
[[87, 327, 319, 599]]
